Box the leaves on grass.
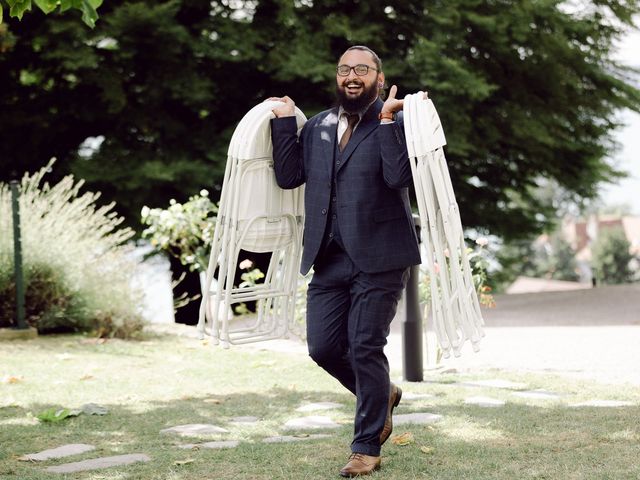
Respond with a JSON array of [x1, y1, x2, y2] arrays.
[[80, 375, 95, 381], [391, 432, 414, 446], [36, 408, 73, 423], [204, 398, 222, 404], [174, 458, 195, 466], [1, 375, 23, 384], [36, 403, 108, 422], [420, 446, 434, 454]]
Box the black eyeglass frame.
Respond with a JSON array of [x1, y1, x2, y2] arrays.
[[336, 64, 379, 76]]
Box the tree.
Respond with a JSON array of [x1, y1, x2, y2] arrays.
[[1, 0, 639, 240], [0, 0, 102, 28], [591, 227, 634, 284]]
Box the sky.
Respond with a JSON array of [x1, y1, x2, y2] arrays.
[[599, 27, 640, 214]]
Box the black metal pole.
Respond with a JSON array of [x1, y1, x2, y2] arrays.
[[402, 215, 424, 381], [10, 180, 27, 330]]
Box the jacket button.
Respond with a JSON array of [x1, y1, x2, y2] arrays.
[[322, 208, 327, 215], [336, 160, 341, 165]]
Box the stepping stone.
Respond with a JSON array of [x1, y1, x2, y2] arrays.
[[394, 413, 443, 425], [160, 424, 229, 436], [465, 396, 506, 408], [512, 390, 562, 400], [458, 379, 528, 390], [45, 454, 150, 473], [263, 434, 332, 443], [569, 400, 634, 408], [229, 416, 259, 424], [296, 402, 343, 412], [401, 393, 435, 401], [283, 416, 341, 430], [179, 440, 240, 450], [19, 444, 95, 461]]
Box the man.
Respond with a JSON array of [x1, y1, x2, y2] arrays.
[[269, 45, 421, 477]]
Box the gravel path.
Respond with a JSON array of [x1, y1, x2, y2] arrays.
[[387, 283, 640, 385]]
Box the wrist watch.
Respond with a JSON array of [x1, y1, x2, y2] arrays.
[[378, 111, 395, 121]]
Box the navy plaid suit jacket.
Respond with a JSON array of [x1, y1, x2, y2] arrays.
[[270, 98, 421, 275]]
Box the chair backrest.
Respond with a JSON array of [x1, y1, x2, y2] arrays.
[[222, 101, 307, 253]]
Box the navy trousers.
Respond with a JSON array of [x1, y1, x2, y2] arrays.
[[306, 241, 409, 456]]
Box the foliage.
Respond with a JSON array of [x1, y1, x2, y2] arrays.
[[0, 0, 102, 27], [418, 238, 496, 309], [0, 161, 145, 337], [591, 227, 634, 284], [141, 190, 218, 273], [1, 0, 639, 241], [544, 235, 580, 282], [493, 231, 580, 290]]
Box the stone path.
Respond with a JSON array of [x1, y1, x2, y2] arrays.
[[394, 412, 443, 425], [283, 415, 341, 430], [296, 401, 343, 412], [18, 444, 95, 461], [16, 381, 636, 475], [263, 434, 332, 443], [160, 424, 229, 436], [512, 390, 563, 400], [178, 440, 240, 450], [464, 396, 506, 407], [457, 379, 528, 389], [45, 454, 150, 474]]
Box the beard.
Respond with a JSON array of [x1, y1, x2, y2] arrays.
[[335, 79, 379, 113]]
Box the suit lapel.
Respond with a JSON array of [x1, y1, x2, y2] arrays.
[[318, 108, 339, 179], [337, 98, 383, 173]]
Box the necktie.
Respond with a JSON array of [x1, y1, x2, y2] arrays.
[[339, 113, 359, 152]]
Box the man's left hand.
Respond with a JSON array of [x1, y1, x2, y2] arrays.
[[380, 85, 403, 118]]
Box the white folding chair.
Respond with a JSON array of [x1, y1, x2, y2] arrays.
[[403, 92, 484, 358], [197, 101, 307, 347]]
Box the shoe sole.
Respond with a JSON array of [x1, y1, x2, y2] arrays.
[[340, 463, 381, 477]]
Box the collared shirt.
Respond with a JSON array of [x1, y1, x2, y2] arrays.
[[337, 106, 362, 142], [337, 98, 394, 140]]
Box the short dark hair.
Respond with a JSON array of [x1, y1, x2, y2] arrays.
[[343, 45, 382, 72]]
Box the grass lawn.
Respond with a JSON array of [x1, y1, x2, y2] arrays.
[[1, 330, 639, 479]]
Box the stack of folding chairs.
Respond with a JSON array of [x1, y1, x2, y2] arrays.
[[403, 92, 485, 358], [197, 101, 307, 348]]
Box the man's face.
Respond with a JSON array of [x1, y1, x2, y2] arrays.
[[335, 49, 384, 113]]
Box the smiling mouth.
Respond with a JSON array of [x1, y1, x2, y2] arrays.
[[344, 82, 363, 94]]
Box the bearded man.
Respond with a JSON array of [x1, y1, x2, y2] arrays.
[[269, 45, 421, 477]]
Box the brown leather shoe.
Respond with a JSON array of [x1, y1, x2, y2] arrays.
[[380, 383, 402, 446], [339, 453, 381, 477]]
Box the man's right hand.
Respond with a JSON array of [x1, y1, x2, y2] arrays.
[[267, 96, 296, 118]]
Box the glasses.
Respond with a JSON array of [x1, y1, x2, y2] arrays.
[[336, 64, 378, 76]]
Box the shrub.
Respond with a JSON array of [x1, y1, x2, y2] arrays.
[[0, 161, 145, 337], [591, 227, 634, 285], [141, 190, 217, 272]]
